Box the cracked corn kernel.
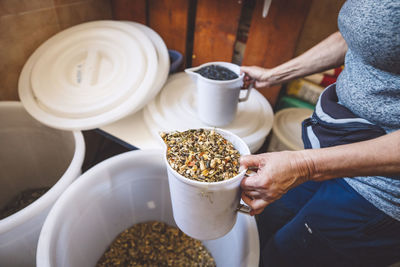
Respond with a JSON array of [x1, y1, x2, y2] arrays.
[[161, 129, 241, 182]]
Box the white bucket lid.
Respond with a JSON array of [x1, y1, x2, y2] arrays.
[[18, 21, 169, 130], [143, 72, 274, 153], [273, 108, 313, 150], [125, 22, 169, 110]]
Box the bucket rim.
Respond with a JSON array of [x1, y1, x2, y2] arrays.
[[272, 107, 313, 151], [36, 149, 164, 267], [0, 101, 85, 233]]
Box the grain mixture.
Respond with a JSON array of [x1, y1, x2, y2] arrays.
[[161, 129, 241, 182], [0, 187, 50, 219], [96, 221, 216, 267]]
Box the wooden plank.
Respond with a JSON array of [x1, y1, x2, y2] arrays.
[[148, 0, 189, 69], [295, 0, 345, 56], [111, 0, 147, 24], [242, 0, 312, 107], [191, 0, 242, 67]]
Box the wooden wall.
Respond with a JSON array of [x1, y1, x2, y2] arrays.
[[242, 0, 312, 106], [295, 0, 345, 56], [111, 0, 313, 107], [0, 0, 113, 101]]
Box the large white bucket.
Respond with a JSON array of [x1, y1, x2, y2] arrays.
[[0, 101, 85, 267], [37, 150, 259, 267]]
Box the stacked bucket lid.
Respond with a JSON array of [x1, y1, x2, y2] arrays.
[[18, 20, 273, 152], [19, 20, 169, 130], [143, 73, 273, 153]]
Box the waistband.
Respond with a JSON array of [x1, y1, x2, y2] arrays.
[[302, 84, 386, 149]]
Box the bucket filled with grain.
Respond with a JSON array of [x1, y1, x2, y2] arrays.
[[0, 102, 85, 267], [161, 128, 251, 240], [37, 150, 259, 267]]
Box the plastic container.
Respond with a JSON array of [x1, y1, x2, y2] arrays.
[[19, 20, 169, 131], [163, 128, 251, 240], [267, 108, 313, 151], [168, 49, 183, 73], [0, 101, 85, 267], [275, 95, 315, 111], [37, 150, 259, 267], [185, 62, 252, 126]]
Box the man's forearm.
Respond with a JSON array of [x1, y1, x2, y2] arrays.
[[267, 31, 348, 85], [301, 130, 400, 182]]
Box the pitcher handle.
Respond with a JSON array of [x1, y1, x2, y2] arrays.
[[237, 166, 258, 214], [239, 83, 253, 102], [237, 203, 252, 214]]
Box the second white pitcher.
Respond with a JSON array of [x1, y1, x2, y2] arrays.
[[185, 62, 252, 127]]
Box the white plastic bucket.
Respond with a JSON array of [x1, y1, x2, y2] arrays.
[[0, 101, 85, 267], [37, 150, 259, 267], [163, 128, 251, 240], [267, 108, 313, 151]]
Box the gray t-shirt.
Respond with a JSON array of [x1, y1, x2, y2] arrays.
[[336, 0, 400, 220]]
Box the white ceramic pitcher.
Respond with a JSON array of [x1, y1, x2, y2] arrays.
[[162, 128, 252, 240], [185, 62, 252, 127]]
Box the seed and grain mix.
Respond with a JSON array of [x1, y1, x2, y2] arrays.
[[161, 129, 241, 182]]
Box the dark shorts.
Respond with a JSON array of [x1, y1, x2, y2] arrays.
[[257, 179, 400, 267]]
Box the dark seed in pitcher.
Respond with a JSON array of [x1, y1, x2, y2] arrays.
[[194, 65, 239, 80], [96, 221, 216, 267], [161, 129, 241, 182]]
